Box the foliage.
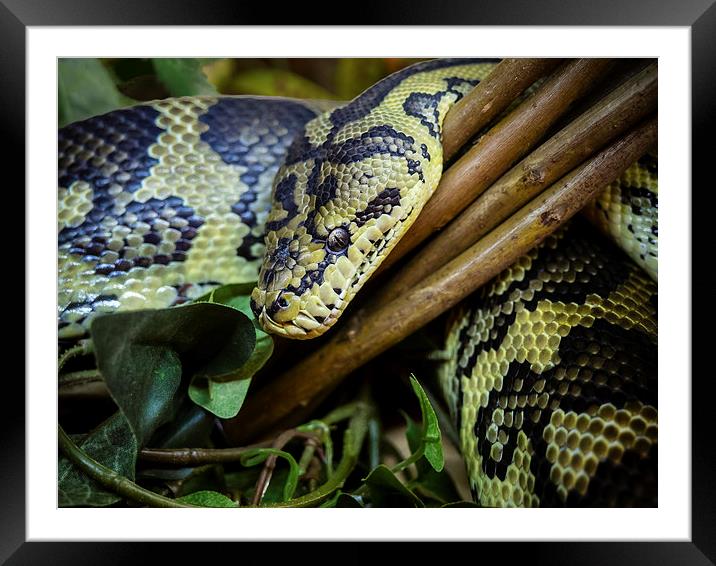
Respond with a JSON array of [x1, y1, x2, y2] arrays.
[[58, 59, 133, 127]]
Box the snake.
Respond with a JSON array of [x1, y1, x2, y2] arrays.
[[57, 58, 658, 506]]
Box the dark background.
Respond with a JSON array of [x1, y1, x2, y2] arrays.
[[4, 0, 713, 563]]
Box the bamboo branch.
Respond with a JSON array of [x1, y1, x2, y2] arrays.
[[379, 58, 614, 273], [441, 58, 563, 161], [375, 64, 657, 304], [226, 118, 656, 444]]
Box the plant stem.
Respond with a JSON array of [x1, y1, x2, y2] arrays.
[[261, 400, 373, 508], [58, 369, 103, 387], [378, 58, 614, 273], [139, 440, 273, 466], [58, 340, 92, 372], [226, 118, 656, 443], [58, 425, 198, 508]]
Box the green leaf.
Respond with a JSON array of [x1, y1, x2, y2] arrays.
[[152, 58, 217, 97], [194, 284, 274, 380], [90, 302, 256, 443], [58, 58, 133, 127], [58, 412, 137, 507], [404, 413, 461, 505], [110, 345, 182, 446], [176, 490, 237, 508], [150, 402, 215, 449], [188, 377, 252, 419], [194, 282, 256, 308], [230, 68, 334, 99], [240, 448, 301, 502], [363, 465, 424, 508], [409, 375, 444, 472], [188, 283, 274, 417]]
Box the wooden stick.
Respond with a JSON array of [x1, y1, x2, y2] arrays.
[[225, 118, 656, 444], [374, 64, 657, 304], [441, 58, 563, 162], [378, 58, 614, 274]]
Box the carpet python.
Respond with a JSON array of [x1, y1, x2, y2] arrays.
[[57, 58, 657, 506]]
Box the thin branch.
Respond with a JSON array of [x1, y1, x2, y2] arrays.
[[441, 58, 562, 161], [375, 64, 657, 304], [379, 58, 614, 273], [226, 118, 656, 443], [139, 440, 273, 466]]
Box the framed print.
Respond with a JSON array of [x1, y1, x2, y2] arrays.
[[5, 0, 713, 562]]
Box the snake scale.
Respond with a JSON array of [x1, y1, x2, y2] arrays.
[[58, 59, 658, 507]]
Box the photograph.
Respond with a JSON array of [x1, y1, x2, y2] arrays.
[[56, 56, 659, 509]]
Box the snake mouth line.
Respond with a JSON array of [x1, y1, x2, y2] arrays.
[[254, 230, 400, 338], [256, 306, 340, 339], [254, 202, 422, 339]]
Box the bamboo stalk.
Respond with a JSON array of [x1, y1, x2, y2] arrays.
[[225, 118, 656, 444], [441, 58, 563, 162], [374, 64, 657, 304], [378, 58, 614, 274]]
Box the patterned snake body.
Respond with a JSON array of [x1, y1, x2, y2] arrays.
[[439, 219, 657, 506], [57, 59, 657, 506]]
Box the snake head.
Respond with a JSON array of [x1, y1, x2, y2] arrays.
[[250, 119, 439, 338]]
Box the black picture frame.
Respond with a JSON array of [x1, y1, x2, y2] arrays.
[[5, 1, 713, 563]]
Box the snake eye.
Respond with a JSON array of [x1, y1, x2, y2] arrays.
[[326, 227, 350, 253]]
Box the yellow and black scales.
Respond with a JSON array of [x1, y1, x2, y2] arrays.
[[57, 59, 658, 507]]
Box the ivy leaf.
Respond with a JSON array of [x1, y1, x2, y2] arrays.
[[409, 375, 444, 472], [188, 377, 252, 420], [149, 402, 215, 450], [188, 283, 274, 418], [363, 465, 423, 508], [58, 58, 133, 127], [107, 344, 181, 446], [176, 490, 237, 508], [90, 302, 256, 444], [199, 284, 274, 382], [58, 412, 137, 507], [152, 58, 218, 97]]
